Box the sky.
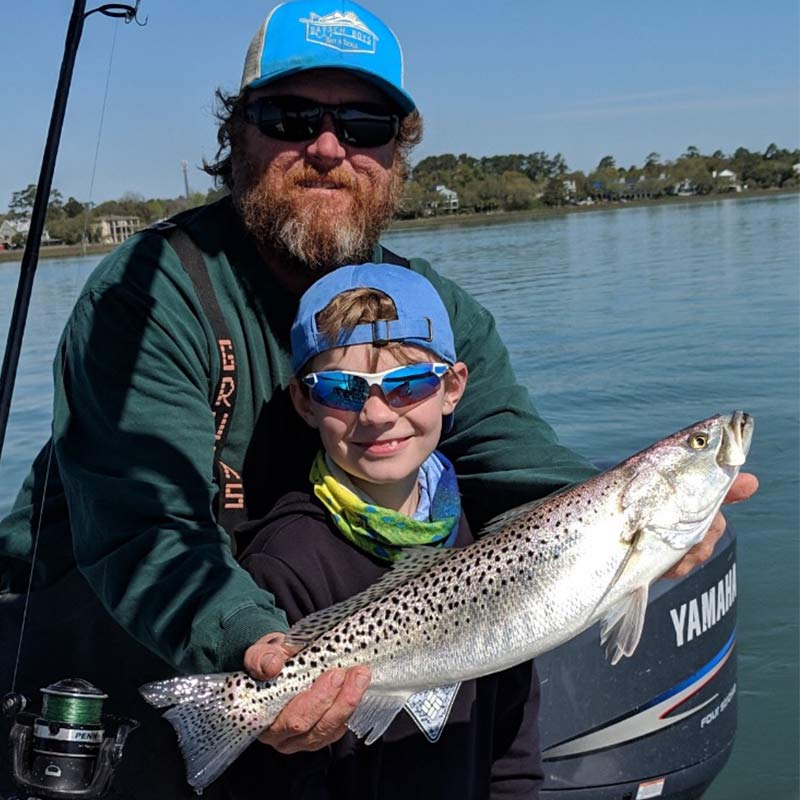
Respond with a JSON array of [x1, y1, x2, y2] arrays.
[[1, 0, 798, 211]]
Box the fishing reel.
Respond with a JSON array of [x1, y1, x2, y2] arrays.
[[2, 679, 138, 799]]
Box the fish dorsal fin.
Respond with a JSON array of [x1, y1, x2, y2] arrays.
[[287, 547, 454, 648], [478, 492, 560, 538], [600, 584, 650, 665]]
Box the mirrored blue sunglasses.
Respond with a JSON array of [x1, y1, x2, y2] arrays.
[[302, 362, 450, 412]]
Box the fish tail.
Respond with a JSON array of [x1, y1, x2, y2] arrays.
[[140, 674, 282, 791]]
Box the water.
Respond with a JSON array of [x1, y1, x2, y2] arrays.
[[1, 194, 798, 797]]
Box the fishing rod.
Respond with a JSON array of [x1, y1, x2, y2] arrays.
[[0, 1, 145, 463], [1, 5, 145, 798]]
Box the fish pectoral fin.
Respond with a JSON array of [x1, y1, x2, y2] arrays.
[[587, 530, 642, 619], [599, 584, 650, 665], [404, 683, 462, 743], [347, 690, 414, 745]]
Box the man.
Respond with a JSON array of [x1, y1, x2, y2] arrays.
[[0, 1, 756, 797]]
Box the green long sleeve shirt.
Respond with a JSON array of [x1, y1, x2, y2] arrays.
[[0, 197, 597, 674]]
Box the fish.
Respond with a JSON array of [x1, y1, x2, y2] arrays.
[[140, 411, 753, 791]]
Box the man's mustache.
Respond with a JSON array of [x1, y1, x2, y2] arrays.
[[287, 166, 358, 192]]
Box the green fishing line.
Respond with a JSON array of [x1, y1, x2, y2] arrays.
[[41, 693, 104, 725]]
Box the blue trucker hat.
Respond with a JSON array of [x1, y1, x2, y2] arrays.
[[291, 264, 457, 372], [241, 1, 416, 113]]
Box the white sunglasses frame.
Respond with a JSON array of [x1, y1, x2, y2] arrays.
[[301, 362, 450, 408]]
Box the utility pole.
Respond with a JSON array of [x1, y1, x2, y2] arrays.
[[182, 160, 190, 200]]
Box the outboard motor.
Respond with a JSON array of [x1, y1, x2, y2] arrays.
[[2, 679, 137, 799], [537, 526, 738, 799]]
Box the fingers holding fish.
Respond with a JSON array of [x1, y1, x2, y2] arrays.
[[661, 513, 725, 579], [723, 471, 759, 504], [257, 666, 372, 753], [661, 471, 758, 579], [244, 632, 301, 681]]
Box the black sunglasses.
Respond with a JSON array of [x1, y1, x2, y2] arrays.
[[242, 95, 400, 148]]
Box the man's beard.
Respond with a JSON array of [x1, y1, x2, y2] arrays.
[[233, 154, 406, 270]]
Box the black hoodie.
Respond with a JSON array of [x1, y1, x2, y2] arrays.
[[226, 490, 542, 800]]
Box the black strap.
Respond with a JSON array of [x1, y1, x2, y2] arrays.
[[148, 221, 247, 544], [379, 245, 411, 268]]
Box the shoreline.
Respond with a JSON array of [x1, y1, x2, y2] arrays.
[[388, 186, 798, 232], [1, 187, 796, 264]]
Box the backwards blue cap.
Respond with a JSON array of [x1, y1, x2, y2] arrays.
[[291, 264, 457, 372], [241, 1, 416, 113]]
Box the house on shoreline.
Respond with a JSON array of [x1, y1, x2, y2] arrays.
[[0, 217, 51, 249], [93, 215, 141, 245]]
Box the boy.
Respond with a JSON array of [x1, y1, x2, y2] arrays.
[[226, 264, 542, 799]]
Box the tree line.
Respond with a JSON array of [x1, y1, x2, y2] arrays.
[[398, 143, 799, 218], [1, 185, 216, 246], [2, 144, 797, 242]]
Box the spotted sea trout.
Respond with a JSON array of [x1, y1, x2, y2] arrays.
[[141, 411, 753, 790]]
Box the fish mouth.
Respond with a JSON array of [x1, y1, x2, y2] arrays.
[[718, 410, 754, 467]]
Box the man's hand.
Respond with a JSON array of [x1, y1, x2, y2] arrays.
[[243, 632, 371, 754], [662, 472, 759, 579]]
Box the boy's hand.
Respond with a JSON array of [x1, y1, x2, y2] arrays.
[[661, 472, 758, 579], [244, 632, 371, 753]]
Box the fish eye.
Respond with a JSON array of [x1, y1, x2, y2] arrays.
[[688, 432, 709, 450]]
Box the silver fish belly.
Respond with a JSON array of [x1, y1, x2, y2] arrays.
[[141, 411, 753, 791]]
